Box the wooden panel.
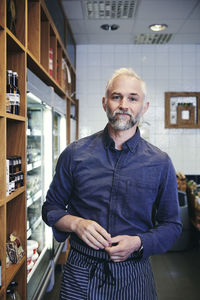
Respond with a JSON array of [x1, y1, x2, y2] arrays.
[[5, 257, 26, 289], [6, 193, 26, 249], [0, 205, 6, 289], [12, 262, 26, 300], [40, 11, 50, 71], [0, 118, 6, 200], [15, 0, 26, 45], [0, 0, 5, 29], [28, 1, 40, 61], [6, 120, 25, 163], [7, 0, 26, 46], [0, 31, 6, 114]]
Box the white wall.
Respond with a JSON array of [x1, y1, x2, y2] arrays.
[[76, 44, 200, 175]]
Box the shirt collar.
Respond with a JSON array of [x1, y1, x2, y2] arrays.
[[103, 124, 141, 153]]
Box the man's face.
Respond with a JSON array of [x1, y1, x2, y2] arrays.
[[102, 75, 149, 131]]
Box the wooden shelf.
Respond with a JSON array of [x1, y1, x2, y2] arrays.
[[27, 50, 65, 97], [0, 1, 77, 299], [6, 29, 26, 53], [5, 113, 26, 122], [6, 256, 26, 288], [6, 186, 26, 204]]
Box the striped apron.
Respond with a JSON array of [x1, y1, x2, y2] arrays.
[[60, 238, 157, 300]]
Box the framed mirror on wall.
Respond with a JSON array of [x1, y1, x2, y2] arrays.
[[165, 92, 200, 128]]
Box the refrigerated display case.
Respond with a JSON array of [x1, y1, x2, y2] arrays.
[[52, 109, 67, 259], [53, 111, 66, 171], [26, 69, 67, 299], [26, 92, 53, 300]]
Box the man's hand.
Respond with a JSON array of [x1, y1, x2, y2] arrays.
[[55, 215, 111, 250], [73, 218, 112, 250], [105, 235, 142, 262]]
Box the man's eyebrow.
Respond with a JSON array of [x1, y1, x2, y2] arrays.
[[130, 93, 139, 96]]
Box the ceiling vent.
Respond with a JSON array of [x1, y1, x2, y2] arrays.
[[134, 33, 173, 44], [84, 0, 138, 19]]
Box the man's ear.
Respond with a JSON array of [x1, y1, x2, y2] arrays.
[[102, 97, 107, 111]]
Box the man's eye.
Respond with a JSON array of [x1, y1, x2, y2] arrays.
[[112, 95, 121, 100], [129, 97, 137, 102]]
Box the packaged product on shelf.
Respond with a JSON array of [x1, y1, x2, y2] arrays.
[[6, 70, 20, 115], [49, 48, 53, 77], [7, 281, 22, 300], [176, 172, 187, 192], [7, 156, 23, 194], [6, 159, 10, 196], [12, 72, 20, 115], [187, 180, 200, 230], [6, 70, 14, 114], [6, 288, 16, 300], [6, 233, 24, 266]]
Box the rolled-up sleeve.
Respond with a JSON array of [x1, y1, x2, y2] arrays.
[[42, 144, 74, 242]]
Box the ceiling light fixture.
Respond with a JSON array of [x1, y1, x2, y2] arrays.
[[149, 24, 168, 32], [101, 24, 120, 31]]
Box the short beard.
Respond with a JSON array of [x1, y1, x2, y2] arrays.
[[106, 105, 142, 131]]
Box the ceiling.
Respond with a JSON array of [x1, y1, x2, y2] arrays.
[[61, 0, 200, 45]]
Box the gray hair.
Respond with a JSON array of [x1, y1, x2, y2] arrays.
[[105, 67, 147, 100]]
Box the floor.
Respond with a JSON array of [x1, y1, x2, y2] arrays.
[[42, 246, 200, 300]]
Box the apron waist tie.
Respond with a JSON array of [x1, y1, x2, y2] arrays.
[[71, 245, 116, 288]]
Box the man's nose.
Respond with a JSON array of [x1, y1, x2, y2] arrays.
[[119, 97, 128, 110]]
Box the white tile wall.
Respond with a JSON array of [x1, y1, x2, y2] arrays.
[[76, 44, 200, 175]]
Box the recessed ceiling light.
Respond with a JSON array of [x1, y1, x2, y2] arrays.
[[149, 24, 168, 32], [100, 24, 120, 31], [101, 24, 110, 31]]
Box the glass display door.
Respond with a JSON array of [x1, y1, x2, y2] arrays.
[[26, 92, 53, 300]]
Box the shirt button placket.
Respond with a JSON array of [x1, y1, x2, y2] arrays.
[[108, 152, 124, 235]]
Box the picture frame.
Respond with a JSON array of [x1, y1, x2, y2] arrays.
[[165, 92, 200, 128]]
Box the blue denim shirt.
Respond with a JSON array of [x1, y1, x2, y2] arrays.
[[42, 125, 182, 259]]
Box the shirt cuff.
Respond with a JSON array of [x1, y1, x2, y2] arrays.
[[52, 226, 70, 242], [47, 209, 70, 242], [47, 209, 69, 227]]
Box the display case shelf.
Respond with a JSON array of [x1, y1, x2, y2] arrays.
[[27, 190, 42, 208]]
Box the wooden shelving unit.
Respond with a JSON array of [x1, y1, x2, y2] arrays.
[[0, 0, 77, 299]]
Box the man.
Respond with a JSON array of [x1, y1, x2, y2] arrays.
[[42, 68, 182, 300]]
